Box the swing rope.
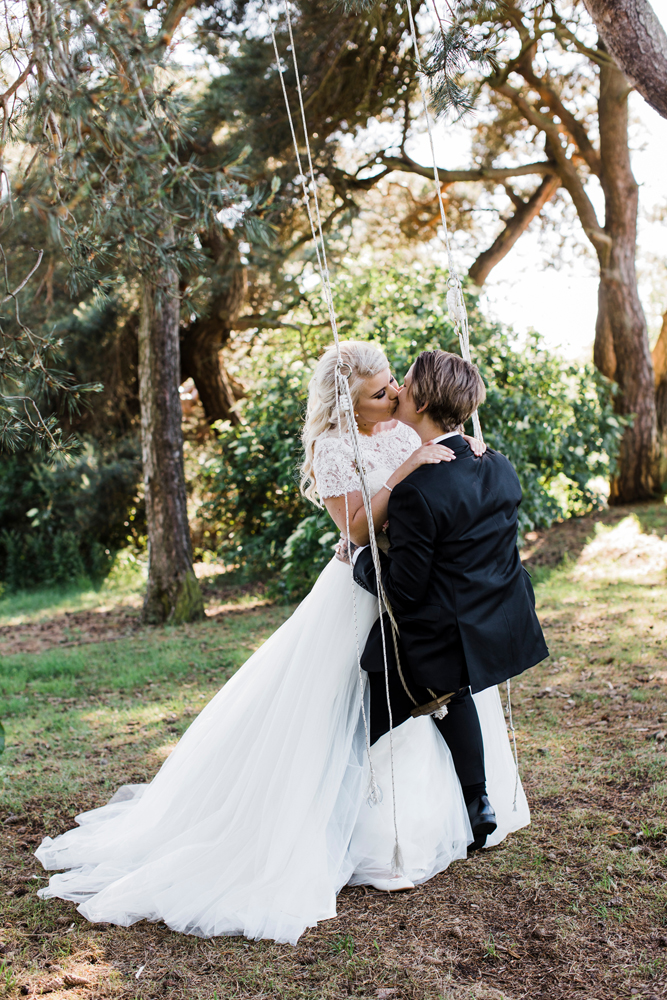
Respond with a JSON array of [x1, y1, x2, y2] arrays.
[[266, 0, 405, 871], [266, 0, 519, 848], [401, 0, 482, 442], [401, 0, 519, 805]]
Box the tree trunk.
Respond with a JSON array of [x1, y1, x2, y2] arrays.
[[138, 261, 204, 624], [592, 289, 617, 381], [597, 58, 659, 503], [652, 310, 667, 484], [180, 319, 240, 426], [180, 233, 246, 425], [584, 0, 667, 120]]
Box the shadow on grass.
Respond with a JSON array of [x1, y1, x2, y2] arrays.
[[522, 497, 667, 584]]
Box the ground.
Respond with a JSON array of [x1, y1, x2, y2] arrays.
[[1, 502, 667, 1000]]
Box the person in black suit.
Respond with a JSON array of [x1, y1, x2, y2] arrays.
[[353, 350, 549, 849]]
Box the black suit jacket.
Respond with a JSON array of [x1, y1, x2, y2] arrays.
[[353, 434, 548, 694]]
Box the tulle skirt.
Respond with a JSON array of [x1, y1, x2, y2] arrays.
[[35, 558, 529, 944]]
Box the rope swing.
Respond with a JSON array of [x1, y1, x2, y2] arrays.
[[264, 0, 518, 874]]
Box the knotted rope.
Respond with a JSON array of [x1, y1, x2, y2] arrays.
[[266, 0, 404, 870], [266, 0, 519, 847], [401, 0, 519, 805]]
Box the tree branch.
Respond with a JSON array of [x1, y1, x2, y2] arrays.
[[154, 0, 197, 50], [515, 52, 602, 176], [469, 173, 561, 286], [652, 310, 667, 388], [493, 82, 611, 260], [376, 152, 557, 184], [0, 249, 43, 304]]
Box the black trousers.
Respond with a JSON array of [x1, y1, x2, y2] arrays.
[[368, 665, 486, 801]]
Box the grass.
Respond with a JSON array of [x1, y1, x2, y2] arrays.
[[2, 502, 667, 998], [0, 551, 147, 627]]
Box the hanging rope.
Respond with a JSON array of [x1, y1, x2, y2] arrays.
[[505, 677, 519, 812], [266, 0, 405, 873], [267, 0, 520, 847], [401, 0, 482, 442], [401, 0, 521, 800]]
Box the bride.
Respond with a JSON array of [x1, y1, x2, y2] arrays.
[[35, 340, 529, 945]]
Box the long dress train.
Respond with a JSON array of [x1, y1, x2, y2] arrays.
[[36, 558, 529, 944]]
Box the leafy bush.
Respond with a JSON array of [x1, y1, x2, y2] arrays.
[[200, 365, 309, 580], [0, 442, 144, 591], [204, 263, 623, 596], [472, 333, 624, 532], [281, 512, 338, 597]]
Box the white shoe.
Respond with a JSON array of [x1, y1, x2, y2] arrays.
[[366, 874, 415, 892]]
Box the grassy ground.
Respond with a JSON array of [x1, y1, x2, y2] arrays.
[[2, 503, 667, 999]]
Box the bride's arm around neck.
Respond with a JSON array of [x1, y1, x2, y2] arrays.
[[313, 425, 456, 547]]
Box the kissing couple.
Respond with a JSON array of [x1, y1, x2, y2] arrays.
[[36, 341, 548, 945]]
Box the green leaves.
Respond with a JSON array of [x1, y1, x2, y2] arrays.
[[201, 363, 311, 581], [282, 513, 338, 598], [10, 2, 268, 290], [424, 1, 507, 119]]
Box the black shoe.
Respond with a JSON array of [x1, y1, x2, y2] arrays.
[[467, 794, 497, 852]]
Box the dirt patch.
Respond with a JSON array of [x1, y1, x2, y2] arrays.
[[0, 581, 276, 657], [0, 607, 142, 657], [521, 500, 667, 570]]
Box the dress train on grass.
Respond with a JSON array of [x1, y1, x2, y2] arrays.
[[36, 559, 529, 944]]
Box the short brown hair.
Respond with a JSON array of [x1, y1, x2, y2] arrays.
[[410, 350, 486, 432]]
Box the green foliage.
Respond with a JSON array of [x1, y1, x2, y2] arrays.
[[475, 333, 626, 532], [11, 2, 271, 292], [281, 513, 339, 597], [204, 261, 623, 596], [201, 364, 309, 578], [424, 1, 507, 120], [0, 243, 102, 458], [0, 444, 144, 591]]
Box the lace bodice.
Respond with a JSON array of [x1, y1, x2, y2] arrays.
[[313, 422, 421, 500]]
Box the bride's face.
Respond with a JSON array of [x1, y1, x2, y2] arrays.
[[354, 368, 400, 429]]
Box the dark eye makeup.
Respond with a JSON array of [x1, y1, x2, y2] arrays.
[[372, 375, 397, 400]]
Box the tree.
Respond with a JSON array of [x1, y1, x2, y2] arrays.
[[0, 51, 99, 459], [652, 309, 667, 476], [583, 0, 667, 120], [263, 1, 658, 502], [415, 2, 659, 502], [3, 0, 273, 620]]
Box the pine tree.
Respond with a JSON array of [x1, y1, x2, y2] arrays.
[[3, 0, 270, 621]]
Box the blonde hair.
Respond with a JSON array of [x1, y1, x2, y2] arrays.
[[300, 341, 389, 505]]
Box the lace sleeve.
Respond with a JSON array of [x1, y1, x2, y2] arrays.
[[313, 435, 360, 499], [394, 421, 422, 456]]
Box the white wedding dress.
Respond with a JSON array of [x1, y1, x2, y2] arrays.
[[35, 422, 529, 945]]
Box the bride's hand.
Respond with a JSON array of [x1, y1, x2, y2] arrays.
[[463, 434, 486, 457], [407, 441, 456, 472], [385, 441, 456, 497]]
